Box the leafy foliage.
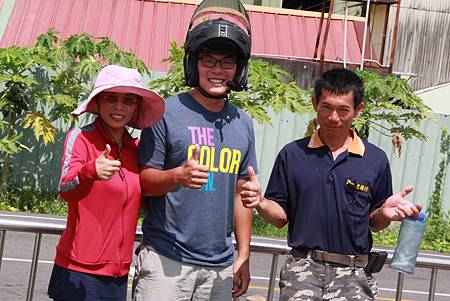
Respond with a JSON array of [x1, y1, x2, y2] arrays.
[[0, 31, 442, 252], [23, 112, 57, 144], [371, 219, 450, 253], [1, 187, 447, 252], [0, 28, 149, 190], [305, 70, 432, 151], [150, 43, 431, 145], [149, 42, 191, 98], [353, 70, 432, 154], [254, 212, 449, 252], [0, 185, 66, 215], [427, 129, 450, 218], [0, 133, 29, 154], [149, 42, 312, 125], [371, 224, 401, 247], [422, 128, 450, 251], [361, 129, 450, 253], [252, 212, 288, 238]]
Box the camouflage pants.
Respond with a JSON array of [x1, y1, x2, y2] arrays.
[[279, 254, 378, 301]]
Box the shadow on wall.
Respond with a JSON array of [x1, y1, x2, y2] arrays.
[[7, 113, 138, 191], [6, 113, 93, 191], [4, 108, 450, 214], [8, 127, 68, 190]]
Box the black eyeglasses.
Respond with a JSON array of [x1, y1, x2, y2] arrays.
[[198, 55, 237, 69], [100, 94, 139, 106]]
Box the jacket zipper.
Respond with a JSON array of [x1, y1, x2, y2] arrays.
[[116, 143, 126, 277]]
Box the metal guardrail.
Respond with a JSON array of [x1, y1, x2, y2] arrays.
[[1, 211, 449, 301]]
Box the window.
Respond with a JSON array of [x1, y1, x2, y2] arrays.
[[282, 0, 330, 11]]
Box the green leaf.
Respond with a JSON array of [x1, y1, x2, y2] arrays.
[[97, 37, 121, 64], [23, 112, 56, 145], [355, 70, 432, 144], [149, 42, 312, 122], [36, 28, 59, 48], [62, 33, 98, 59], [74, 58, 101, 80], [0, 134, 27, 155]]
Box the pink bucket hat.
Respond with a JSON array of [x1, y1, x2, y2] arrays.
[[71, 65, 165, 129]]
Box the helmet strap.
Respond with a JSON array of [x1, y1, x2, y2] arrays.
[[197, 86, 228, 100]]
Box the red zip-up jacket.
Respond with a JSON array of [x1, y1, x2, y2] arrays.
[[55, 118, 141, 277]]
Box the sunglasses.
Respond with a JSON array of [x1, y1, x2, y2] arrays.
[[100, 94, 139, 106]]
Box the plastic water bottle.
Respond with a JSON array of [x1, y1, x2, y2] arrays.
[[390, 212, 426, 274]]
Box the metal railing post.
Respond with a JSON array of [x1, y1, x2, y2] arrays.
[[360, 0, 371, 70], [0, 230, 5, 271], [26, 233, 42, 301], [266, 253, 279, 301], [428, 268, 438, 301], [395, 272, 404, 301], [1, 214, 450, 300]]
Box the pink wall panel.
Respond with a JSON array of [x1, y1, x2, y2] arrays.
[[276, 14, 292, 57], [122, 0, 143, 53], [93, 1, 115, 38], [1, 0, 366, 71]]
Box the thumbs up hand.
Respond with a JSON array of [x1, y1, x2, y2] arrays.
[[178, 144, 209, 189], [191, 143, 201, 162], [240, 166, 261, 208], [95, 144, 121, 180]]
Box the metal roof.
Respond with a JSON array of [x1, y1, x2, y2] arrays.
[[0, 0, 367, 71]]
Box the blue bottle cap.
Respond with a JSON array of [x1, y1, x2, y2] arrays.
[[407, 211, 425, 222], [418, 212, 425, 222]]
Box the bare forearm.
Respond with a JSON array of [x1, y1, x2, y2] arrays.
[[140, 167, 181, 196], [235, 211, 252, 259], [256, 198, 288, 228], [370, 207, 391, 232], [235, 180, 252, 259], [233, 193, 252, 298]]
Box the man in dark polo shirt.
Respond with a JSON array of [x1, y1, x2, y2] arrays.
[[240, 68, 422, 300]]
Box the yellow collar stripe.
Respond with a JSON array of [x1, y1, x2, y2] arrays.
[[307, 129, 365, 156]]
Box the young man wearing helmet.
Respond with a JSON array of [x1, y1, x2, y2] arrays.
[[133, 17, 258, 301]]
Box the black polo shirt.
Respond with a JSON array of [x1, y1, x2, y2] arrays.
[[264, 131, 392, 255]]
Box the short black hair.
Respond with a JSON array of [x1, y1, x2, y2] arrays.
[[314, 68, 365, 108]]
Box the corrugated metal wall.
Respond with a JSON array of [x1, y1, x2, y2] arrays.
[[393, 0, 450, 90], [2, 0, 449, 212], [0, 0, 368, 72], [252, 110, 450, 212], [8, 110, 450, 212], [6, 117, 84, 190], [241, 0, 450, 92], [403, 0, 450, 12]]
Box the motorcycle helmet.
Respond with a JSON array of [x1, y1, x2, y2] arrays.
[[183, 1, 251, 92]]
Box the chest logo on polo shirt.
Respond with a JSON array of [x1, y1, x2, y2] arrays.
[[345, 179, 369, 193], [186, 126, 242, 192]]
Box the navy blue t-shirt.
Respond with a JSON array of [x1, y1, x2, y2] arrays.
[[265, 132, 392, 255], [139, 92, 258, 266]]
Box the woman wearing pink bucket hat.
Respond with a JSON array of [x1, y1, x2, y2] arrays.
[[47, 65, 164, 301]]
